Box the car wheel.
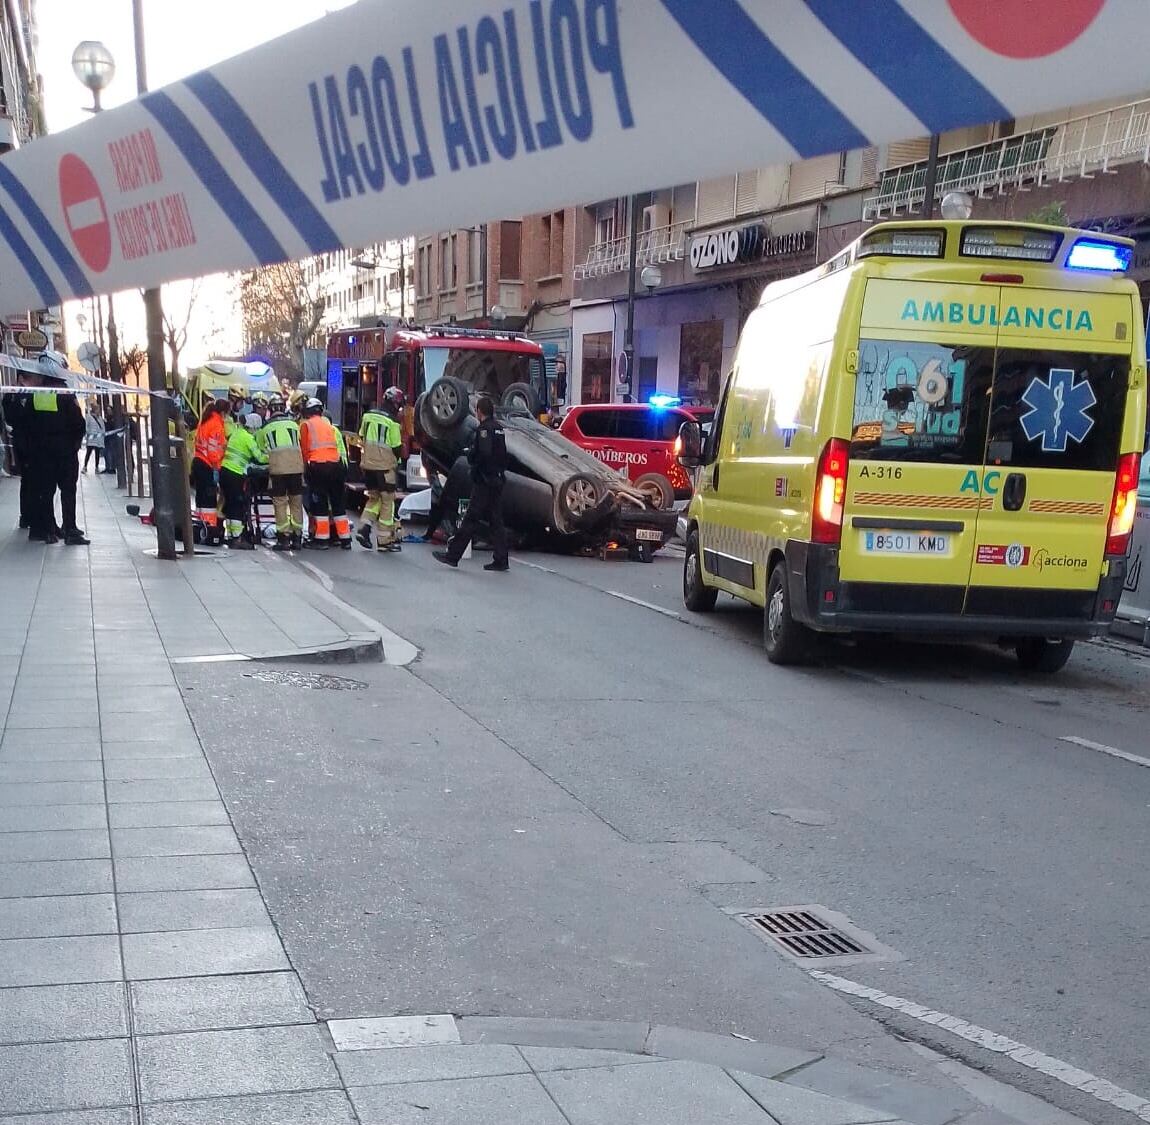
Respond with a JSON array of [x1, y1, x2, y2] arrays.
[[426, 376, 471, 429], [557, 473, 602, 525], [683, 530, 718, 612], [1014, 637, 1075, 673], [634, 472, 674, 510], [501, 382, 541, 416], [764, 562, 810, 665]]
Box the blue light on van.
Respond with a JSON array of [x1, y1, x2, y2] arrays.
[[1067, 239, 1132, 272], [649, 394, 682, 409]]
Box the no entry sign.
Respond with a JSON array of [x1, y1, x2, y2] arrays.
[[58, 153, 111, 274]]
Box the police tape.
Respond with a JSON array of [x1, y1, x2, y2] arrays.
[[0, 0, 1145, 315]]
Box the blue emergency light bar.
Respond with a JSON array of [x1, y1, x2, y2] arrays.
[[649, 394, 681, 409], [1067, 238, 1132, 273]]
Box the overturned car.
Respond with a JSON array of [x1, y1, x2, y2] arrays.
[[417, 375, 677, 560]]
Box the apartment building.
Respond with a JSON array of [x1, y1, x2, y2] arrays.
[[569, 91, 1150, 409], [302, 239, 415, 340]]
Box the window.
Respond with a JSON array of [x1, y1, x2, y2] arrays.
[[499, 221, 522, 280], [547, 211, 565, 275], [467, 229, 483, 285], [613, 411, 650, 441], [417, 245, 432, 295], [678, 321, 725, 405], [580, 331, 613, 405], [439, 235, 457, 291], [575, 409, 614, 438]]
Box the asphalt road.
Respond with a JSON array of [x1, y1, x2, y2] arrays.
[[178, 538, 1150, 1125]]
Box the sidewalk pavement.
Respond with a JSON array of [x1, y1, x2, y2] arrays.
[[0, 473, 1070, 1124]]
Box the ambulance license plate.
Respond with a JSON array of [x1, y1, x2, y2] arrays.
[[635, 529, 662, 542], [862, 530, 949, 555]]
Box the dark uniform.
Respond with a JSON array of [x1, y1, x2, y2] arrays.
[[441, 415, 509, 569], [24, 385, 86, 544], [1, 389, 34, 529]]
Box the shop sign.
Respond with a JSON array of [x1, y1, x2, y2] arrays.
[[689, 222, 811, 273]]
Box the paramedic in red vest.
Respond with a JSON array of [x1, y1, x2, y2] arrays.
[[299, 398, 351, 549], [191, 399, 228, 545]]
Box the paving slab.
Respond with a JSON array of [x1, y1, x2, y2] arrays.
[[646, 1025, 820, 1079], [106, 801, 230, 828], [0, 934, 122, 987], [121, 926, 290, 979], [0, 1110, 134, 1125], [0, 1038, 133, 1115], [0, 982, 128, 1046], [0, 893, 117, 939], [349, 1072, 568, 1125], [541, 1058, 773, 1125], [130, 971, 312, 1034], [458, 1016, 650, 1053], [519, 1045, 659, 1072], [0, 781, 105, 806], [0, 761, 103, 783], [0, 858, 113, 898], [335, 1043, 530, 1088], [731, 1070, 902, 1124], [117, 888, 271, 933], [111, 826, 240, 857], [784, 1058, 969, 1125], [0, 829, 109, 862], [103, 758, 213, 782], [141, 1090, 357, 1125], [99, 741, 201, 760], [0, 805, 107, 832], [0, 739, 102, 762], [328, 1014, 460, 1051], [113, 854, 254, 893], [136, 1024, 339, 1103], [104, 779, 219, 804]]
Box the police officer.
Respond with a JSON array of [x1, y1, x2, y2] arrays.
[[433, 395, 509, 572], [300, 398, 351, 549], [355, 386, 405, 552], [24, 373, 87, 545], [258, 393, 305, 551]]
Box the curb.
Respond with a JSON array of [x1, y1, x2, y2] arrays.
[[171, 633, 384, 667]]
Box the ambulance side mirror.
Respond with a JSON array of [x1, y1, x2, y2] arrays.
[[676, 421, 703, 467]]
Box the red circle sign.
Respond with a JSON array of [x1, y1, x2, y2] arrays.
[[58, 153, 111, 273], [948, 0, 1104, 58]]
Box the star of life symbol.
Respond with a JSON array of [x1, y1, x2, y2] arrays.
[[1019, 368, 1096, 453]]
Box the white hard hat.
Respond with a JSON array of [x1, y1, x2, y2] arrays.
[[244, 413, 263, 431]]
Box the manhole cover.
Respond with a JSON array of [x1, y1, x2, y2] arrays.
[[736, 906, 900, 965], [243, 670, 367, 691]]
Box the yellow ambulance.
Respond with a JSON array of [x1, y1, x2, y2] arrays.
[[679, 221, 1145, 673]]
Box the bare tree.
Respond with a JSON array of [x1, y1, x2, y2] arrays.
[[162, 278, 202, 377], [239, 261, 325, 381]]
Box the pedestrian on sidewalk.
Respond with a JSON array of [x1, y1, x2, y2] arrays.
[[191, 398, 228, 546], [300, 398, 352, 550], [219, 412, 267, 550], [259, 393, 305, 551], [83, 402, 105, 472], [355, 386, 405, 553], [434, 395, 509, 572], [25, 373, 88, 545]]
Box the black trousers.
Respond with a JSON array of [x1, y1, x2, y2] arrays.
[[219, 468, 249, 525], [305, 462, 347, 519], [28, 446, 78, 535], [83, 447, 103, 471], [190, 458, 218, 511], [446, 480, 508, 566]]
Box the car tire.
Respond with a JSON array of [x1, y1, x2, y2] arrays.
[[425, 376, 471, 429], [764, 561, 810, 665], [683, 530, 718, 612], [634, 472, 674, 510], [501, 382, 541, 416], [1014, 637, 1075, 674], [557, 473, 603, 525]]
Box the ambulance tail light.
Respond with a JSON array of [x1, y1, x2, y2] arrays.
[[1106, 452, 1140, 556], [812, 439, 849, 545]]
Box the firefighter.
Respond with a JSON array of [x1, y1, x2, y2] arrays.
[[300, 398, 351, 549], [356, 386, 405, 552], [219, 411, 267, 550], [258, 393, 305, 551], [250, 391, 270, 422], [191, 399, 228, 545], [24, 373, 88, 545], [289, 389, 309, 419], [227, 383, 248, 426]]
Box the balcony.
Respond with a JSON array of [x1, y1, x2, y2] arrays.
[[574, 220, 691, 280], [864, 96, 1150, 219]]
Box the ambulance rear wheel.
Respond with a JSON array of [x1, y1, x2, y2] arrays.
[[683, 531, 717, 612], [1014, 637, 1075, 674], [765, 562, 810, 665]]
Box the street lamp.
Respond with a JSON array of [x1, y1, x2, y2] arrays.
[[71, 41, 115, 112]]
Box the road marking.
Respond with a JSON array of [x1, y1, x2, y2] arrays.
[[810, 971, 1150, 1122], [606, 591, 681, 620], [510, 556, 558, 575], [1060, 735, 1150, 770]]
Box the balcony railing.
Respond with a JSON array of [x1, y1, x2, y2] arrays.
[[574, 220, 691, 280], [864, 96, 1150, 219]]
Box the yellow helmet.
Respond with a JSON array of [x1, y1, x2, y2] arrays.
[[228, 382, 247, 401], [289, 390, 308, 410], [250, 391, 270, 407]]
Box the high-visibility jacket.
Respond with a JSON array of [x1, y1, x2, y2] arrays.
[[300, 415, 346, 465], [358, 409, 402, 472], [193, 413, 227, 470], [221, 423, 268, 476], [258, 412, 304, 475]]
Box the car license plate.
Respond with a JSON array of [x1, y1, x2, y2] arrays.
[[861, 530, 949, 555], [635, 528, 662, 542]]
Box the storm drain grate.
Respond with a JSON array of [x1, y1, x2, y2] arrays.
[[743, 908, 869, 959], [243, 670, 368, 691]]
